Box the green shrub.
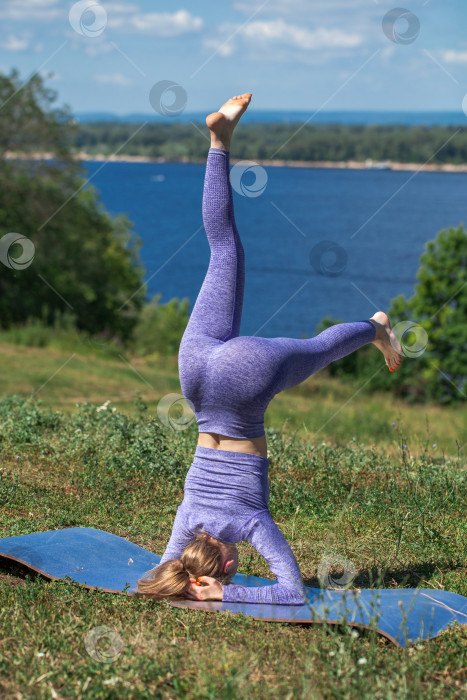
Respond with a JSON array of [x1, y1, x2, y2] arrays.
[[130, 293, 189, 357]]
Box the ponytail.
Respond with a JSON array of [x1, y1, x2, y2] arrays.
[[136, 531, 233, 601], [136, 557, 192, 601]]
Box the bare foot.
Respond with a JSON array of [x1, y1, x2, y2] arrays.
[[369, 311, 403, 371], [206, 93, 252, 150]]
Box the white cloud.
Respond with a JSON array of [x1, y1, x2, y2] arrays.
[[107, 9, 203, 36], [202, 19, 362, 58], [0, 35, 30, 51], [441, 50, 467, 64], [94, 72, 133, 86], [203, 38, 236, 58], [233, 0, 376, 21], [83, 39, 115, 57], [230, 0, 396, 56], [241, 20, 362, 50], [0, 0, 61, 21], [65, 29, 114, 57]]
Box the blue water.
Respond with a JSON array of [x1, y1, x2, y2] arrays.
[[82, 161, 467, 338]]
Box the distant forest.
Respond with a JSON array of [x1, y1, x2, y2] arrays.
[[72, 122, 467, 163]]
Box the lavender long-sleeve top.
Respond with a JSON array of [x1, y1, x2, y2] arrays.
[[158, 445, 307, 605]]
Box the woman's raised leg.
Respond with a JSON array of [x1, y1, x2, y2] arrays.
[[267, 311, 403, 397], [181, 93, 252, 344]]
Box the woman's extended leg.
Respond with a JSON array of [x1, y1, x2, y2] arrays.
[[180, 94, 252, 345], [178, 94, 252, 407], [266, 310, 403, 390], [190, 146, 245, 342], [269, 318, 379, 395]]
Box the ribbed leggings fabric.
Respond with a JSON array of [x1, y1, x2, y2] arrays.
[[178, 148, 376, 439]]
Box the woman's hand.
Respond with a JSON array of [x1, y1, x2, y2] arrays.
[[185, 576, 223, 601]]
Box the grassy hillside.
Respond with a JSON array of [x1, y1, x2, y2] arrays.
[[0, 387, 466, 698]]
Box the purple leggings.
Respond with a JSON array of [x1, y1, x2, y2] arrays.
[[178, 147, 376, 439]]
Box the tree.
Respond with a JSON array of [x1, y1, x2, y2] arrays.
[[390, 223, 467, 403], [0, 69, 146, 341], [314, 225, 466, 403], [0, 68, 80, 179]]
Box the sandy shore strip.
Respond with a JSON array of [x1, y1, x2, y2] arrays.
[[4, 150, 467, 173]]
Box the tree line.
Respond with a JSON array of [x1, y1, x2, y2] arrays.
[[73, 121, 467, 164]]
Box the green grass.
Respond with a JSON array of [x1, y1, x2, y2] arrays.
[[0, 340, 466, 698]]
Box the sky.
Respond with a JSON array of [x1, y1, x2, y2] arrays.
[[0, 0, 466, 116]]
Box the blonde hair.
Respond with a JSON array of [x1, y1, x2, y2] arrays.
[[136, 531, 235, 601]]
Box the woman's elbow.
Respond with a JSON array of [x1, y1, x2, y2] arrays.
[[289, 590, 307, 605], [296, 595, 307, 605]]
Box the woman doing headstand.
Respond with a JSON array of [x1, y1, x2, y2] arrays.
[[137, 93, 403, 605]]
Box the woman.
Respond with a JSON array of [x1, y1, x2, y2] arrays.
[[137, 93, 402, 604]]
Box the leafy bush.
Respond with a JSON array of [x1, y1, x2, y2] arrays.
[[130, 293, 189, 358]]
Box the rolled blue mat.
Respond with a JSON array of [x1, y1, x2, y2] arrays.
[[1, 526, 465, 647]]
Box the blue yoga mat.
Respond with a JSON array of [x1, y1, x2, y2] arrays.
[[1, 526, 466, 647]]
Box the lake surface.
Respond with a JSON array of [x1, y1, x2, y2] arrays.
[[82, 160, 467, 338]]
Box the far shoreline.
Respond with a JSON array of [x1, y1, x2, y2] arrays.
[[5, 150, 467, 173]]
